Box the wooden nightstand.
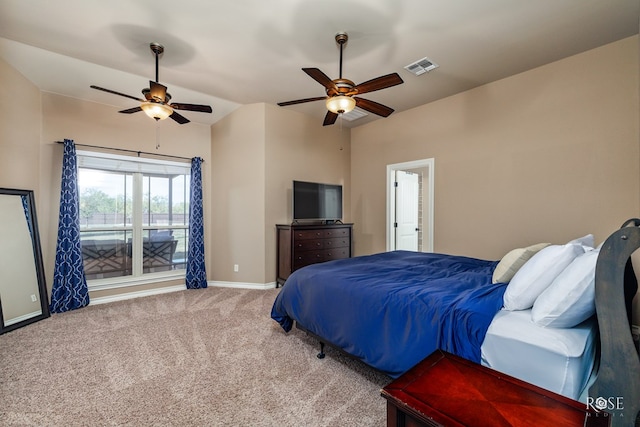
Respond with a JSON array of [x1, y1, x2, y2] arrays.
[[381, 350, 610, 427]]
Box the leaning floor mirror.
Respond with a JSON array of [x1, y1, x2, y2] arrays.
[[0, 188, 50, 334]]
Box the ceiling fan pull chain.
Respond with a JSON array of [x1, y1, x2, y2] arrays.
[[155, 121, 160, 150], [339, 114, 344, 151]]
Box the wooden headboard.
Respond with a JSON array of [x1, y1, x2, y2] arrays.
[[590, 218, 640, 426]]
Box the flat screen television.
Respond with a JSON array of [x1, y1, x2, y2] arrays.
[[293, 180, 343, 222]]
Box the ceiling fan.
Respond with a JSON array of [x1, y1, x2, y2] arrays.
[[278, 32, 404, 126], [90, 42, 212, 125]]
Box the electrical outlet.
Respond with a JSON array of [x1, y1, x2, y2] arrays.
[[30, 294, 37, 302], [234, 264, 239, 273]]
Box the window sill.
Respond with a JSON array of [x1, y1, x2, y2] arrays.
[[87, 271, 186, 292]]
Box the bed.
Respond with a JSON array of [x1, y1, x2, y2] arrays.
[[271, 220, 640, 425]]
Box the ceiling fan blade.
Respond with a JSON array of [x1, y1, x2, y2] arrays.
[[119, 106, 143, 114], [169, 111, 190, 124], [90, 85, 145, 102], [303, 68, 338, 92], [354, 73, 404, 95], [354, 97, 395, 117], [170, 103, 213, 113], [323, 111, 339, 126], [277, 96, 327, 107], [149, 81, 168, 102]]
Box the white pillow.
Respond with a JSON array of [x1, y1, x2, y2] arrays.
[[567, 234, 595, 250], [531, 248, 599, 328], [492, 243, 550, 284], [503, 243, 585, 310]]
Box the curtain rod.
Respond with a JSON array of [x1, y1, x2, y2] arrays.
[[55, 141, 201, 163]]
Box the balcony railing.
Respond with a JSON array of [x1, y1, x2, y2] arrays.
[[80, 230, 186, 280]]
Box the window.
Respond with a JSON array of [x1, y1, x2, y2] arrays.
[[77, 151, 190, 286]]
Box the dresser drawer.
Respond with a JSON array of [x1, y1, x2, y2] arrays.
[[293, 250, 326, 269], [293, 247, 350, 269], [324, 247, 350, 260], [294, 230, 326, 240], [294, 227, 351, 240], [324, 228, 350, 239], [294, 239, 324, 251], [294, 237, 350, 252], [324, 237, 350, 249]]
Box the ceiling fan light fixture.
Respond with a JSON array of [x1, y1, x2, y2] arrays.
[[326, 95, 356, 114], [141, 101, 173, 120]]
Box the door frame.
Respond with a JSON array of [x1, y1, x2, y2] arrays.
[[386, 158, 435, 252]]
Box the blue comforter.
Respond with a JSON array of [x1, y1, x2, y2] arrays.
[[271, 251, 507, 378]]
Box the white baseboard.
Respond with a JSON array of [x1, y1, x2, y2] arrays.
[[4, 310, 43, 326], [89, 284, 186, 305], [209, 281, 277, 290], [89, 280, 277, 305]]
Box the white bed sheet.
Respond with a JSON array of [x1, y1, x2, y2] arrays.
[[480, 308, 598, 402]]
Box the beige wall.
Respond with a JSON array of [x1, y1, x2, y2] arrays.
[[351, 36, 639, 259], [210, 103, 267, 284], [264, 104, 351, 282], [211, 103, 350, 284], [351, 36, 640, 325], [39, 93, 212, 298], [0, 58, 42, 192], [0, 58, 46, 318]]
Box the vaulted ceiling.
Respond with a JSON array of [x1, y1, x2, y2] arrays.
[[0, 0, 637, 127]]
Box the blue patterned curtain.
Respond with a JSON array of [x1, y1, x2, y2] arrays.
[[20, 195, 33, 238], [186, 157, 207, 289], [50, 139, 89, 313]]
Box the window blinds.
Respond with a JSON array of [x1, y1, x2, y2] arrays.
[[77, 150, 191, 176]]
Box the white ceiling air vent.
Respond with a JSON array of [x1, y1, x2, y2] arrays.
[[341, 107, 368, 121], [404, 57, 439, 76]]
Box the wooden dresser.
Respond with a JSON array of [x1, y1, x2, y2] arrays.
[[381, 350, 610, 427], [276, 223, 353, 286]]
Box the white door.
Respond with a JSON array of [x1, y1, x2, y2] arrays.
[[395, 170, 420, 251]]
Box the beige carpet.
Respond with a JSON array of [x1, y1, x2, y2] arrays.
[[0, 287, 390, 426]]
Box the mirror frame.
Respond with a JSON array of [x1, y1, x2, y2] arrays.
[[0, 188, 50, 334]]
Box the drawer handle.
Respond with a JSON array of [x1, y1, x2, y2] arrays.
[[316, 242, 321, 247]]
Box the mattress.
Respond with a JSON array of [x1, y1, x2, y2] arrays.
[[480, 308, 598, 402]]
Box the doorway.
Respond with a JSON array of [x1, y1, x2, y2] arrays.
[[386, 159, 434, 252]]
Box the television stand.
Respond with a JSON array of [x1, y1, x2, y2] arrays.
[[290, 219, 343, 225], [323, 219, 343, 225], [275, 223, 353, 287]]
